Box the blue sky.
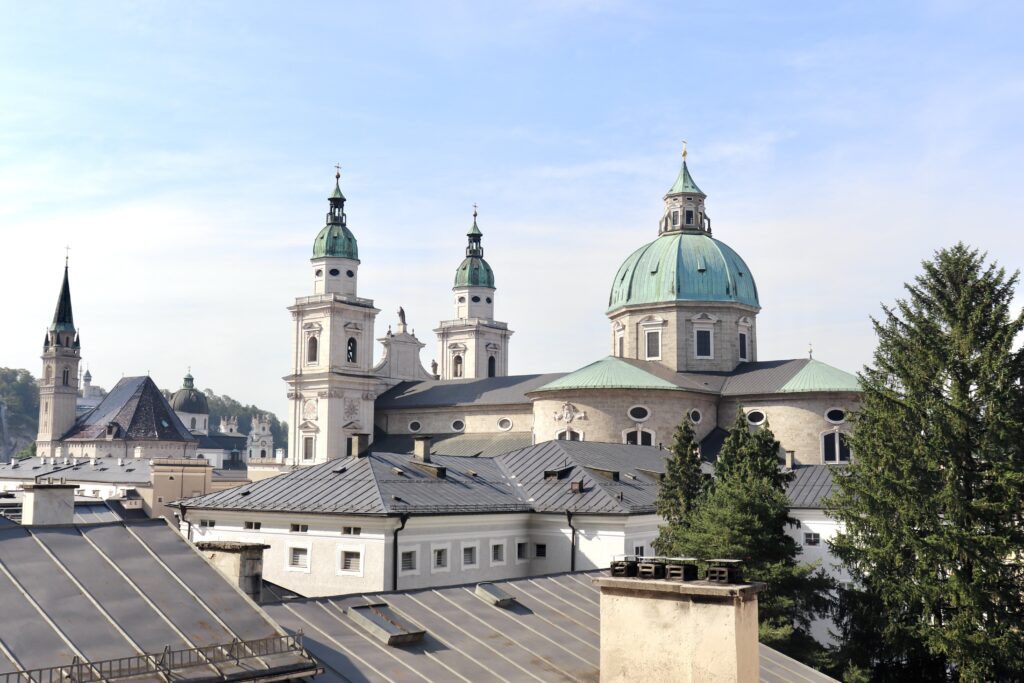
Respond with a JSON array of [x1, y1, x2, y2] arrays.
[[2, 1, 1023, 419]]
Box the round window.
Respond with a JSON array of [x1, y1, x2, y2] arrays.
[[497, 417, 513, 431], [826, 408, 846, 424], [471, 295, 481, 303], [746, 410, 766, 426], [315, 269, 323, 276], [458, 296, 466, 303], [689, 409, 702, 424], [408, 420, 421, 433], [346, 269, 355, 277], [451, 419, 465, 432], [486, 297, 492, 303], [329, 268, 340, 276], [628, 406, 650, 422]]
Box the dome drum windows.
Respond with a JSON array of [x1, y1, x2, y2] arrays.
[[624, 428, 655, 447], [638, 317, 666, 361], [745, 410, 766, 426], [329, 268, 340, 277], [627, 405, 650, 422], [825, 408, 846, 424], [737, 317, 752, 363]]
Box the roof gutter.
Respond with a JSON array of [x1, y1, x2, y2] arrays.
[[392, 513, 410, 591], [566, 510, 576, 572]]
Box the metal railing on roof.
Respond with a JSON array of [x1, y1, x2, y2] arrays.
[[0, 634, 311, 683]]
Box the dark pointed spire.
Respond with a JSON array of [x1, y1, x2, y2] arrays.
[[50, 263, 75, 333]]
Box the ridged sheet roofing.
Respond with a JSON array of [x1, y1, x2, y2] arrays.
[[266, 570, 838, 683], [779, 359, 860, 393], [376, 373, 564, 409], [0, 456, 152, 483], [372, 431, 532, 457], [532, 356, 683, 393], [786, 465, 837, 509]]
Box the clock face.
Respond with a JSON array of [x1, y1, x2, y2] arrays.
[[260, 440, 267, 446]]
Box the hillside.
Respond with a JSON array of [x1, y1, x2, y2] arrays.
[[0, 368, 39, 461]]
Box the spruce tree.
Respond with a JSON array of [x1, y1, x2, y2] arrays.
[[829, 244, 1024, 681], [654, 417, 706, 527]]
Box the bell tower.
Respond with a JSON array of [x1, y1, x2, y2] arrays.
[[435, 207, 513, 379], [285, 169, 380, 466], [37, 260, 81, 457]]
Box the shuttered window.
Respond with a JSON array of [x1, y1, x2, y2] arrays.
[[289, 547, 308, 569], [341, 551, 361, 572]]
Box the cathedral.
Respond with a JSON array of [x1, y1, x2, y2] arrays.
[[285, 154, 860, 470]]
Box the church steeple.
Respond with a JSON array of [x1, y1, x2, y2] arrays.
[[37, 260, 82, 455], [50, 263, 75, 335]]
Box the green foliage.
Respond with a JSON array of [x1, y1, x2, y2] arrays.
[[829, 243, 1024, 681], [658, 415, 833, 668], [203, 389, 288, 447], [0, 368, 40, 434], [14, 441, 36, 460], [654, 418, 706, 528]]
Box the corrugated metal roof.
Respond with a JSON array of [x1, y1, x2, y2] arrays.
[[372, 431, 532, 457], [265, 570, 838, 683], [779, 359, 860, 393], [376, 373, 564, 409], [0, 520, 318, 679], [532, 357, 684, 393], [786, 465, 836, 509]]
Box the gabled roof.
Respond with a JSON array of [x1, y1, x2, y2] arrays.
[[62, 376, 195, 442], [265, 570, 838, 683], [533, 356, 683, 393], [376, 373, 564, 409], [0, 520, 318, 678]]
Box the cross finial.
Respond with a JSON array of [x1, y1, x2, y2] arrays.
[[334, 163, 341, 180], [472, 202, 478, 220], [808, 342, 813, 360], [681, 140, 688, 160], [64, 245, 71, 267]]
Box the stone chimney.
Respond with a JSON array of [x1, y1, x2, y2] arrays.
[[348, 433, 371, 457], [21, 482, 77, 525], [594, 566, 764, 683], [412, 435, 432, 462], [195, 541, 270, 603], [785, 450, 795, 470]]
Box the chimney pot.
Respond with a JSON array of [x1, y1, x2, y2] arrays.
[[785, 450, 795, 470], [412, 436, 432, 463], [349, 433, 371, 457]]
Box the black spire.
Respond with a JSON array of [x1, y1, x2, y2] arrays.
[[50, 264, 75, 333]]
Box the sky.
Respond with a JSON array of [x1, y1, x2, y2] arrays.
[[2, 1, 1024, 421]]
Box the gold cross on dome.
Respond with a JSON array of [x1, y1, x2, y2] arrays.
[[473, 202, 478, 219], [681, 140, 688, 159], [64, 245, 71, 266]]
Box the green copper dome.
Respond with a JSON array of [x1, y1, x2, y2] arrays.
[[608, 232, 759, 312], [454, 211, 495, 288], [312, 175, 359, 260]]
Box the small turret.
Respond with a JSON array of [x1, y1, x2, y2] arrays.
[[660, 143, 711, 235], [311, 167, 360, 296]]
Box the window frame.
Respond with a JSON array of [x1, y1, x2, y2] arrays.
[[745, 409, 767, 426], [627, 405, 651, 423], [497, 417, 513, 432], [803, 532, 821, 547], [694, 326, 714, 359], [398, 545, 420, 576], [461, 541, 479, 570], [490, 539, 506, 567], [302, 436, 315, 461], [306, 335, 319, 365], [515, 538, 529, 565], [286, 542, 311, 573], [346, 337, 358, 364], [243, 521, 261, 530], [622, 427, 655, 447], [555, 428, 583, 442], [822, 429, 853, 464], [825, 407, 847, 425], [644, 329, 662, 361], [535, 543, 547, 559], [337, 544, 365, 577], [290, 523, 309, 533], [431, 542, 451, 574]]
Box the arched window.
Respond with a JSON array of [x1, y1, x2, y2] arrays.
[[453, 355, 464, 378], [556, 428, 581, 441], [203, 417, 207, 430], [62, 367, 69, 385], [347, 337, 357, 363], [488, 356, 496, 378], [823, 431, 852, 464], [190, 417, 196, 430], [260, 449, 267, 458], [307, 336, 318, 364], [624, 428, 654, 446]]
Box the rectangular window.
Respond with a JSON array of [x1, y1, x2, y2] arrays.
[[302, 437, 314, 460], [517, 542, 529, 561], [199, 519, 215, 528], [685, 209, 694, 225], [804, 533, 821, 547], [434, 548, 448, 568], [616, 333, 624, 357], [634, 545, 645, 557], [645, 330, 661, 360], [739, 332, 748, 361], [244, 521, 261, 530], [289, 547, 308, 569], [401, 550, 416, 572], [492, 543, 504, 563], [535, 544, 547, 559], [463, 545, 477, 567], [838, 433, 852, 463], [341, 550, 361, 572], [343, 526, 361, 536], [695, 329, 712, 358], [290, 524, 308, 533], [672, 210, 679, 227]]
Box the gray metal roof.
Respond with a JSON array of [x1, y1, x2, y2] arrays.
[[371, 431, 532, 457], [376, 373, 565, 409], [0, 456, 153, 484], [0, 519, 319, 680], [786, 465, 836, 509], [196, 433, 248, 451], [62, 376, 195, 443], [264, 570, 838, 683]]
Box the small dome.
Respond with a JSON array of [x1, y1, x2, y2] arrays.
[[313, 224, 359, 260], [170, 373, 209, 414], [608, 232, 759, 312], [455, 256, 495, 288]]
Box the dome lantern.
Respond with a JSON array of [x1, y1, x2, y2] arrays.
[[312, 168, 359, 260]]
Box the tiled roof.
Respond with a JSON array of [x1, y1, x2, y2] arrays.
[[786, 465, 837, 509], [62, 376, 195, 443], [265, 570, 838, 683], [532, 356, 684, 393], [0, 520, 319, 678], [376, 373, 564, 409]]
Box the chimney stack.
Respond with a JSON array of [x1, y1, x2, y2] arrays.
[[348, 433, 371, 457], [195, 541, 270, 603], [785, 450, 795, 470], [594, 565, 764, 683], [412, 435, 432, 463], [21, 482, 77, 525]]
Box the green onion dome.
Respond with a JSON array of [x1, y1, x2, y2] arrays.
[[313, 173, 359, 260]]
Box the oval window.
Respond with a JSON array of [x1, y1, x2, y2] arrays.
[[826, 408, 846, 424], [346, 270, 355, 277], [486, 297, 492, 303], [451, 419, 465, 432], [689, 409, 702, 424], [746, 410, 766, 426], [628, 406, 650, 421], [471, 295, 481, 303], [497, 417, 513, 431], [329, 268, 340, 276], [458, 296, 466, 303], [408, 420, 421, 433], [315, 269, 323, 277]]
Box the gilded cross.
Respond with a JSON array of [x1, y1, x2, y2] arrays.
[[681, 140, 688, 159]]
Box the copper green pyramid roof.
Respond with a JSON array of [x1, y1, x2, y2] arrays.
[[533, 357, 682, 393], [777, 359, 860, 393], [668, 160, 704, 196]]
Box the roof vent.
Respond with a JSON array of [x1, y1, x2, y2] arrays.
[[391, 467, 405, 476], [346, 603, 425, 646], [636, 467, 665, 481], [475, 582, 516, 608], [332, 466, 347, 474], [543, 465, 574, 481], [586, 466, 619, 482], [570, 480, 584, 494], [412, 462, 446, 479]]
